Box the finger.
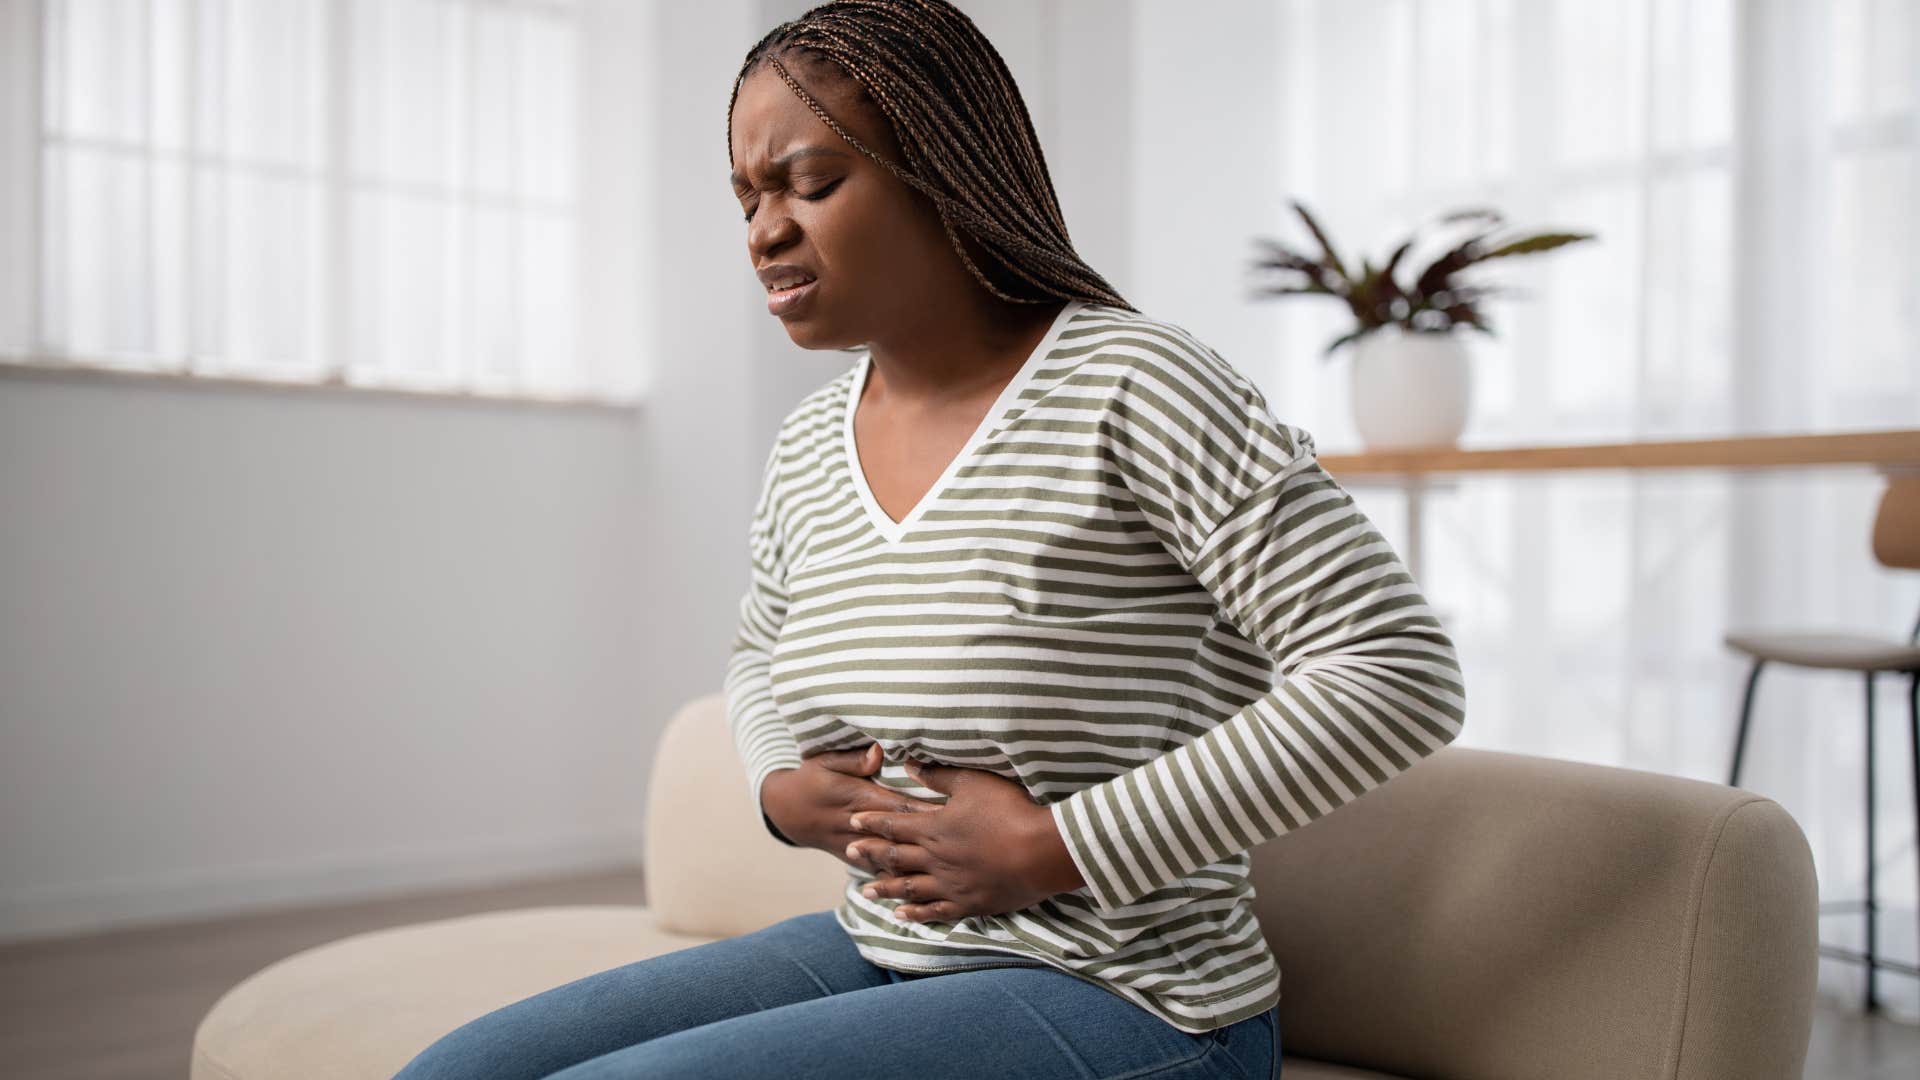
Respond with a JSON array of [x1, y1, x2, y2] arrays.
[[896, 899, 964, 923], [859, 872, 942, 905], [844, 837, 932, 875], [814, 743, 884, 776], [848, 809, 932, 845], [811, 743, 878, 775], [903, 757, 955, 794], [856, 786, 942, 809]]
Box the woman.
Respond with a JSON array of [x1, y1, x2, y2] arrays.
[[394, 2, 1465, 1077]]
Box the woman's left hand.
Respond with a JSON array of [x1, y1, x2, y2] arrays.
[[844, 757, 1087, 923]]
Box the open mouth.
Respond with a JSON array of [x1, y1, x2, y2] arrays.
[[766, 275, 819, 314]]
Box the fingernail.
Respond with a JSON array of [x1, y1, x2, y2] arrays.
[[848, 815, 862, 830], [861, 885, 879, 899], [845, 843, 860, 860]]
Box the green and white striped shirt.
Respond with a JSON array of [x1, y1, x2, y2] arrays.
[[724, 297, 1466, 1034]]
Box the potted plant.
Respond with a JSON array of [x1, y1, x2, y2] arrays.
[[1250, 201, 1595, 449]]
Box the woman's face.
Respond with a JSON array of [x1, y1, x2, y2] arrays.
[[728, 60, 961, 350]]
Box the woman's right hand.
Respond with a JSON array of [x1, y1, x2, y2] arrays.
[[761, 744, 940, 866]]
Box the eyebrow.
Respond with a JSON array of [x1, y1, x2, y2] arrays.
[[730, 146, 851, 188]]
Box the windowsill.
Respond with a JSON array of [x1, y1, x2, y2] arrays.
[[0, 355, 645, 415]]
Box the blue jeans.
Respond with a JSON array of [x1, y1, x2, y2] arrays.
[[392, 909, 1280, 1079]]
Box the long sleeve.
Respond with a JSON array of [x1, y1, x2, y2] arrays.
[[1048, 340, 1468, 915], [724, 442, 806, 847]]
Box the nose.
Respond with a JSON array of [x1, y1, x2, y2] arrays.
[[747, 198, 800, 262]]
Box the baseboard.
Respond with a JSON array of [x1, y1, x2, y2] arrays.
[[0, 826, 647, 945]]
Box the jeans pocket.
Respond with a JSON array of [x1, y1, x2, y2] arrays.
[[1207, 1011, 1247, 1047], [1203, 1011, 1275, 1080]]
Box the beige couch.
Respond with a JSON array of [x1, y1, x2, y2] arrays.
[[192, 692, 1819, 1079]]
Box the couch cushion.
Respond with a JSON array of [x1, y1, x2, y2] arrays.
[[192, 903, 1389, 1079], [190, 906, 714, 1080]]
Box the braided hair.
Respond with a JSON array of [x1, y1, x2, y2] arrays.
[[727, 0, 1133, 311]]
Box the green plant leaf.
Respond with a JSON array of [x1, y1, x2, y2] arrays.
[[1272, 205, 1594, 357], [1474, 231, 1597, 260], [1250, 234, 1350, 298], [1252, 285, 1334, 297], [1251, 246, 1337, 282], [1322, 325, 1370, 359], [1250, 236, 1316, 264], [1349, 254, 1408, 330], [1381, 238, 1414, 285], [1411, 232, 1493, 298], [1291, 200, 1352, 289], [1438, 207, 1506, 227]]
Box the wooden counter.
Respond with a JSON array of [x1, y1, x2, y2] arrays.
[[1313, 428, 1920, 581]]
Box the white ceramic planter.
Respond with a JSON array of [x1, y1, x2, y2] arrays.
[[1347, 326, 1473, 449]]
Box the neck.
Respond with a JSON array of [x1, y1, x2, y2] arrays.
[[862, 297, 1067, 408]]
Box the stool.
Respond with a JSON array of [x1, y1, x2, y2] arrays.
[[1724, 472, 1920, 1014]]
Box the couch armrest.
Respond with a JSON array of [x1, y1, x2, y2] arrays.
[[1243, 747, 1817, 1079], [643, 693, 845, 938]]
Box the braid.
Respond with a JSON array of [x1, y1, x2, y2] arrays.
[[727, 0, 1134, 311]]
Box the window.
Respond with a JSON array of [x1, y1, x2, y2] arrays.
[[1271, 0, 1914, 443], [1261, 0, 1917, 918], [1, 0, 646, 406]]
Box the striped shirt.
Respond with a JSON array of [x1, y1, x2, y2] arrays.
[[724, 297, 1467, 1034]]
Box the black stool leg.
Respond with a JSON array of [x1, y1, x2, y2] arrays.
[[1864, 671, 1879, 1013], [1909, 670, 1918, 1011], [1729, 658, 1765, 788]]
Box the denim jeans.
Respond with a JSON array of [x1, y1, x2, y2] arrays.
[[391, 909, 1280, 1079]]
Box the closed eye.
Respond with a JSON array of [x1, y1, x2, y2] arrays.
[[743, 178, 843, 223]]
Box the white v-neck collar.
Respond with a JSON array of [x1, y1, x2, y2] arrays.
[[844, 298, 1087, 545]]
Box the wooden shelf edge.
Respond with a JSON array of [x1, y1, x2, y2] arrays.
[[1316, 429, 1920, 477]]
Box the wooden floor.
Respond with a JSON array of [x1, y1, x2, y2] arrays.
[[0, 867, 649, 1080], [2, 866, 1916, 1079]]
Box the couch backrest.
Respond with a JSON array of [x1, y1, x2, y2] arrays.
[[654, 693, 1818, 1079]]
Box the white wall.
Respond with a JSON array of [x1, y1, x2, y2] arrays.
[[1128, 0, 1291, 411], [0, 0, 1274, 943], [0, 0, 773, 942], [0, 374, 655, 938]]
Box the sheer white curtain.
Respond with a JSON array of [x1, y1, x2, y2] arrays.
[[0, 0, 652, 403], [1254, 0, 1917, 1017]]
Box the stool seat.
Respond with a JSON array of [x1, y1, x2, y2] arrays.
[[1723, 629, 1920, 672]]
